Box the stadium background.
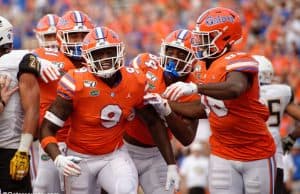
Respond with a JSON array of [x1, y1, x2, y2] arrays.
[[1, 0, 300, 193]]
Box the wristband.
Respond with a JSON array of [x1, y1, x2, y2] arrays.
[[41, 136, 58, 150]]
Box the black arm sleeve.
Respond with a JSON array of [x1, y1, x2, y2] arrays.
[[17, 53, 40, 80]]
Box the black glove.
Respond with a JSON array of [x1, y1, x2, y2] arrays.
[[282, 134, 296, 154]]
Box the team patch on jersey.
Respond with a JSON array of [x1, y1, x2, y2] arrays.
[[90, 90, 99, 96], [41, 154, 50, 161], [84, 80, 97, 88]]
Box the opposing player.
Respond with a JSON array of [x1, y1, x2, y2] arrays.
[[254, 55, 300, 194], [163, 7, 276, 194], [0, 16, 40, 193], [39, 26, 177, 194], [125, 29, 199, 194], [33, 11, 94, 194]]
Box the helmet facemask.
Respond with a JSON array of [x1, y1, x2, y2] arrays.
[[191, 29, 224, 60], [58, 29, 89, 59], [160, 44, 194, 78], [84, 43, 125, 78], [36, 31, 58, 49]]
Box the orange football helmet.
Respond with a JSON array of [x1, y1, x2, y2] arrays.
[[160, 29, 195, 77], [35, 14, 60, 48], [56, 10, 94, 59], [192, 7, 242, 59], [82, 26, 125, 78]]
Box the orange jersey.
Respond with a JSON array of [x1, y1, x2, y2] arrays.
[[34, 48, 74, 141], [201, 51, 275, 161], [126, 53, 200, 145], [57, 67, 146, 155]]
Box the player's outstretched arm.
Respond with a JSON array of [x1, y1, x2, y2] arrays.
[[10, 54, 40, 181], [39, 96, 81, 176], [196, 71, 249, 100], [39, 96, 72, 160], [136, 105, 180, 191], [169, 100, 207, 119], [165, 112, 198, 146], [163, 71, 249, 101], [136, 105, 176, 165]]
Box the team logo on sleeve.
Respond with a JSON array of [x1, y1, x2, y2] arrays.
[[90, 90, 99, 96]]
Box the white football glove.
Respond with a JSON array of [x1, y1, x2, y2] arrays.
[[54, 155, 82, 177], [165, 164, 180, 191], [144, 93, 171, 116], [39, 58, 60, 83], [163, 81, 198, 101]]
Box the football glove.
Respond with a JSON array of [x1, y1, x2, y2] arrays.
[[39, 58, 60, 83], [163, 81, 198, 101], [165, 164, 180, 191], [54, 154, 82, 177], [144, 93, 172, 116], [282, 134, 296, 154], [10, 151, 30, 181]]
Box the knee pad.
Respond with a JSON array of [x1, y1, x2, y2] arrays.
[[114, 177, 137, 194]]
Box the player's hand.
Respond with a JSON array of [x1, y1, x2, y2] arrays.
[[282, 134, 296, 154], [165, 164, 180, 191], [54, 155, 82, 176], [10, 151, 30, 180], [39, 59, 60, 83], [163, 81, 198, 101], [0, 76, 19, 104], [144, 93, 171, 116]]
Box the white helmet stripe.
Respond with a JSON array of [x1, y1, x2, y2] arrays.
[[95, 27, 104, 39], [47, 14, 55, 26], [74, 11, 83, 23], [177, 29, 188, 41]]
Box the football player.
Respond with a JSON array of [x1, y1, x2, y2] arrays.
[[0, 16, 40, 193], [33, 11, 94, 194], [125, 29, 199, 194], [163, 7, 276, 194], [254, 55, 300, 194], [39, 26, 178, 194]]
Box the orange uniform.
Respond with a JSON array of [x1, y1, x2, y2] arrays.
[[201, 51, 275, 161], [34, 48, 74, 142], [126, 53, 200, 145], [57, 67, 146, 155]]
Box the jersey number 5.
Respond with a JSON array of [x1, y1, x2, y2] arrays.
[[267, 99, 281, 127]]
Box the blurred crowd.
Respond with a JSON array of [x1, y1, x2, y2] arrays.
[[1, 0, 300, 193]]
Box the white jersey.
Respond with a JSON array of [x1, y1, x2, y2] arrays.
[[260, 84, 293, 157], [0, 50, 29, 149]]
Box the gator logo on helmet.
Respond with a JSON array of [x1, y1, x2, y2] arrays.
[[205, 15, 234, 26]]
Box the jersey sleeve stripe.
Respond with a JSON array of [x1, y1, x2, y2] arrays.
[[132, 55, 141, 69], [64, 73, 75, 82], [59, 81, 75, 95], [226, 61, 258, 71], [57, 91, 72, 100], [60, 76, 76, 91]]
